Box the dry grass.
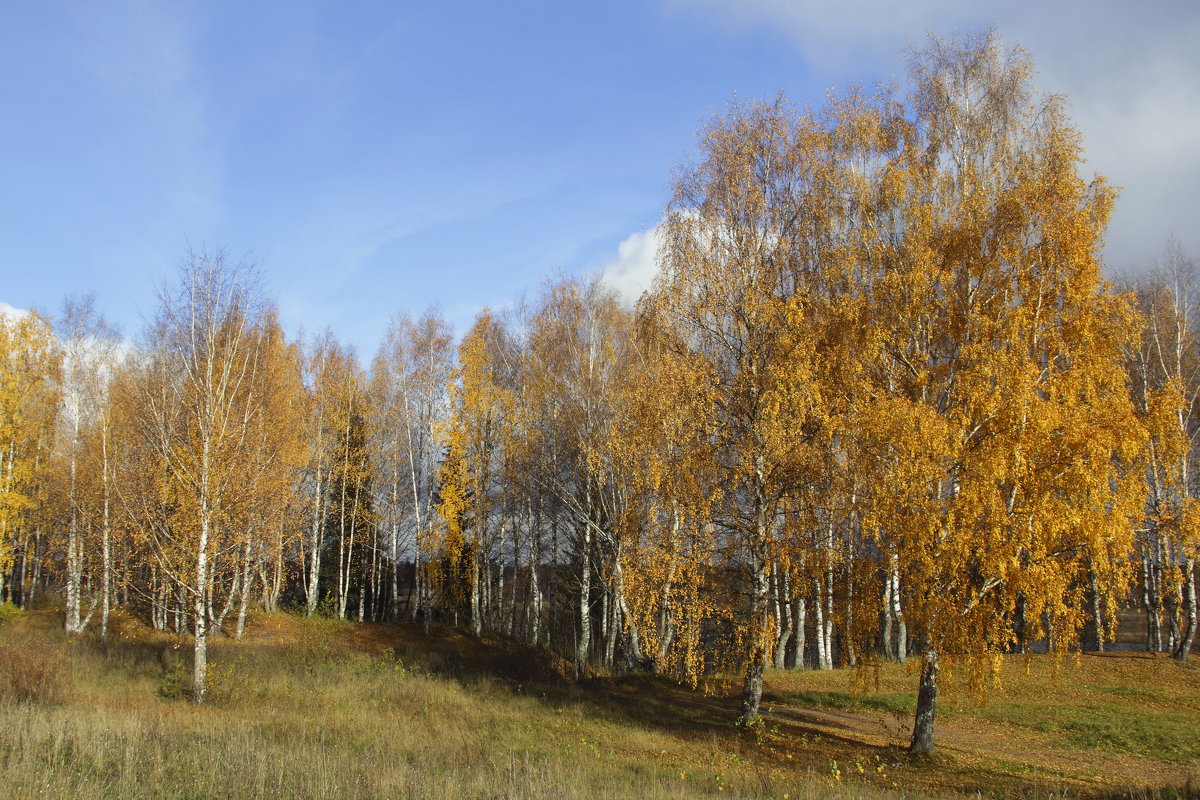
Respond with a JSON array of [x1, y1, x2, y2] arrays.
[[1, 608, 1197, 799], [0, 610, 898, 800], [0, 634, 73, 704]]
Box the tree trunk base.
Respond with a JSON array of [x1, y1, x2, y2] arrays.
[[909, 649, 939, 754]]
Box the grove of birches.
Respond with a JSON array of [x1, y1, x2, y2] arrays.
[[1, 33, 1196, 754]]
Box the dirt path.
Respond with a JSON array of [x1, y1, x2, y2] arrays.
[[769, 704, 1197, 793]]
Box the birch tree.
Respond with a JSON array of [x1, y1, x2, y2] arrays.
[[0, 310, 60, 606], [437, 310, 514, 637], [56, 294, 122, 633], [652, 97, 850, 722], [525, 278, 634, 675], [370, 309, 454, 623], [613, 307, 721, 682], [1127, 241, 1200, 659], [872, 31, 1143, 753], [137, 250, 269, 702]]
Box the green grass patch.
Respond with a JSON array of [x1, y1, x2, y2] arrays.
[[978, 700, 1200, 762]]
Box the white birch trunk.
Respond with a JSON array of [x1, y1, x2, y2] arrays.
[[306, 469, 324, 616], [576, 523, 591, 677], [100, 421, 112, 642], [891, 559, 906, 663]]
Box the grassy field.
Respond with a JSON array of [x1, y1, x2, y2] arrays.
[[0, 607, 1197, 799]]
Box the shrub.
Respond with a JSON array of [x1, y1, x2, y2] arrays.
[[158, 655, 189, 700], [0, 601, 21, 624]]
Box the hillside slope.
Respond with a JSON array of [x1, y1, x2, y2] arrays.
[[0, 609, 1196, 799]]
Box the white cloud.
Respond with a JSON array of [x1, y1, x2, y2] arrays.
[[0, 302, 31, 321], [667, 0, 1200, 269], [600, 225, 664, 305], [0, 302, 136, 369]]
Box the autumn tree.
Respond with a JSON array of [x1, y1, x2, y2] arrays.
[[0, 310, 60, 607], [317, 343, 372, 620], [369, 323, 411, 621], [651, 96, 855, 721], [368, 309, 454, 624], [436, 310, 516, 637], [297, 330, 341, 617], [611, 306, 721, 682], [230, 313, 306, 632], [56, 294, 122, 634], [134, 250, 272, 702], [495, 301, 544, 644], [524, 278, 635, 674], [866, 32, 1143, 753], [639, 30, 1143, 750], [1126, 240, 1200, 660]]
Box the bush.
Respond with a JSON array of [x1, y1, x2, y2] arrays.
[[205, 657, 256, 706], [158, 654, 189, 700], [0, 638, 72, 704], [0, 601, 21, 624]]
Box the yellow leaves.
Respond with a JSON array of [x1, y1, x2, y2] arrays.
[[1144, 380, 1189, 463], [434, 309, 524, 598], [826, 30, 1147, 671], [0, 311, 61, 572]]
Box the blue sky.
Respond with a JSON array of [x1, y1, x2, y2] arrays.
[[2, 0, 1197, 357]]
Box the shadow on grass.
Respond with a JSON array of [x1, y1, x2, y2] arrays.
[[762, 688, 916, 716], [18, 608, 835, 754], [371, 622, 739, 736], [349, 618, 907, 768]]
